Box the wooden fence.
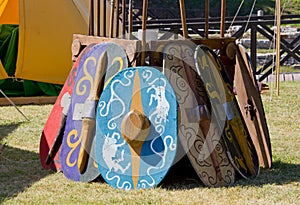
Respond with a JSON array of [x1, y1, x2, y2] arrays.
[[128, 14, 300, 82]]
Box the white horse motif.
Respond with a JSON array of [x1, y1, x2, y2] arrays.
[[147, 78, 170, 133], [102, 133, 131, 174]]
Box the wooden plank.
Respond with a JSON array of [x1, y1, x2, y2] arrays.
[[0, 96, 57, 106], [72, 34, 142, 66]]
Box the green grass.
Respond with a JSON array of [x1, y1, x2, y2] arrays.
[[0, 82, 300, 204]]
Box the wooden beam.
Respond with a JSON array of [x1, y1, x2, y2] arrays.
[[0, 96, 57, 106]]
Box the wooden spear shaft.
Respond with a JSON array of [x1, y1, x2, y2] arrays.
[[205, 0, 209, 38], [89, 0, 94, 35], [101, 0, 107, 37], [122, 0, 126, 36], [97, 0, 100, 36], [110, 0, 115, 38], [141, 0, 148, 65], [128, 0, 133, 39], [115, 0, 120, 37], [220, 0, 226, 37], [179, 0, 188, 38]]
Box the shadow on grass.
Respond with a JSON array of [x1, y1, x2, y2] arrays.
[[0, 145, 52, 203], [236, 160, 300, 187], [0, 122, 23, 141], [160, 157, 300, 190], [0, 122, 52, 203]]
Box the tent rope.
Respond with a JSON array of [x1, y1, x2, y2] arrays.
[[226, 0, 245, 35], [241, 0, 257, 39]]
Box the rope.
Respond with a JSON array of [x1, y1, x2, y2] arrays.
[[226, 0, 245, 35], [241, 0, 257, 39], [281, 0, 290, 15]]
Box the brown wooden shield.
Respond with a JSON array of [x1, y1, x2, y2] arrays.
[[234, 44, 272, 168]]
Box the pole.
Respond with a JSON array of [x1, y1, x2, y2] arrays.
[[220, 0, 226, 37], [0, 89, 30, 121], [97, 0, 100, 36], [276, 0, 281, 95], [101, 0, 107, 37], [179, 0, 188, 38], [110, 0, 115, 38], [89, 0, 94, 35], [122, 0, 126, 36], [128, 0, 133, 39], [141, 0, 148, 65], [205, 0, 209, 38], [115, 0, 120, 37]]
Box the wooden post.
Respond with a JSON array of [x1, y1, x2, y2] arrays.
[[110, 0, 115, 38], [115, 0, 120, 37], [220, 0, 226, 37], [179, 0, 188, 38], [89, 0, 94, 36], [205, 0, 209, 38], [276, 0, 281, 95], [251, 24, 257, 73], [122, 0, 126, 36], [128, 0, 133, 39], [97, 0, 100, 36], [141, 0, 148, 65], [100, 0, 107, 37]]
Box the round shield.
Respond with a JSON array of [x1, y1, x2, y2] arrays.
[[95, 66, 178, 190], [163, 41, 235, 187], [194, 44, 259, 179], [40, 44, 95, 171], [235, 44, 272, 168], [60, 42, 128, 182]]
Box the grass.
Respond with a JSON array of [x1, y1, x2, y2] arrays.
[[0, 82, 300, 204]]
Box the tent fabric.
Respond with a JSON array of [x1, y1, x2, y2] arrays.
[[15, 0, 88, 85], [0, 0, 88, 96], [0, 1, 19, 80], [0, 0, 19, 24], [0, 79, 62, 96], [0, 24, 62, 96], [0, 24, 18, 82], [0, 63, 8, 79], [0, 24, 18, 76]]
